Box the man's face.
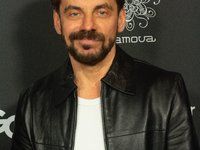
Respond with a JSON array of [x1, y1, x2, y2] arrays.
[[54, 0, 125, 66]]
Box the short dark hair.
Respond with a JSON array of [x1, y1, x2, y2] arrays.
[[51, 0, 125, 13]]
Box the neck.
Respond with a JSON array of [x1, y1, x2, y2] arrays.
[[70, 46, 116, 99]]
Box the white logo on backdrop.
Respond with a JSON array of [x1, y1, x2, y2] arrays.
[[124, 0, 161, 31], [0, 110, 15, 138], [116, 35, 156, 44], [191, 106, 195, 116]]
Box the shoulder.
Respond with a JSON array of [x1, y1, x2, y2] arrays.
[[116, 45, 182, 86], [21, 70, 56, 100], [134, 58, 182, 88], [19, 60, 71, 105], [117, 45, 184, 93]]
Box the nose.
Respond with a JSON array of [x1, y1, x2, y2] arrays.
[[80, 15, 97, 31]]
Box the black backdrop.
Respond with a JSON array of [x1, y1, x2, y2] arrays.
[[1, 0, 200, 149]]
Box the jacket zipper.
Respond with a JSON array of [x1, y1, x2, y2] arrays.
[[71, 89, 78, 150], [100, 83, 108, 150]]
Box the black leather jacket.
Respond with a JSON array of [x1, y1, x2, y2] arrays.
[[12, 46, 199, 150]]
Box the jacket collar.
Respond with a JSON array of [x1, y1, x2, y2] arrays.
[[54, 45, 136, 107], [54, 59, 77, 107], [102, 45, 136, 95]]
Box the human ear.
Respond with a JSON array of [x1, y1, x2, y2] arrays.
[[53, 10, 62, 35], [117, 8, 126, 33]]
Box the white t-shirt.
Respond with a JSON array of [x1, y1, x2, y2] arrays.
[[74, 97, 105, 150]]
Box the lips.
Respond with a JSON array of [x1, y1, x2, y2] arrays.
[[79, 39, 97, 44], [75, 39, 102, 51]]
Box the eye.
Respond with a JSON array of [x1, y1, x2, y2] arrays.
[[67, 11, 83, 19], [71, 12, 79, 16], [98, 11, 106, 15]]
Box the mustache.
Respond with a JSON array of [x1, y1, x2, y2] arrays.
[[69, 30, 105, 42]]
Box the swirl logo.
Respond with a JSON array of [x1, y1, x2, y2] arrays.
[[0, 110, 15, 138], [124, 0, 161, 31]]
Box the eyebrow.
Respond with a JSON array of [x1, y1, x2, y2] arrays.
[[64, 5, 82, 13], [64, 3, 113, 13], [93, 3, 113, 11]]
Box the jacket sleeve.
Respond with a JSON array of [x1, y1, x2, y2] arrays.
[[167, 75, 199, 150], [11, 93, 34, 150]]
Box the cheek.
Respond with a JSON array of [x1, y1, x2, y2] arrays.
[[107, 19, 118, 33], [60, 24, 74, 42], [61, 19, 80, 35], [105, 23, 118, 39]]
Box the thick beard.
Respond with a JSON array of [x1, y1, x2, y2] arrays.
[[62, 30, 116, 66]]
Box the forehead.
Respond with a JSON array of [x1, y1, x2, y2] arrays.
[[60, 0, 117, 9]]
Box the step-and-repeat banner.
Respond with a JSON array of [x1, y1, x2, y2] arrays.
[[1, 0, 200, 149]]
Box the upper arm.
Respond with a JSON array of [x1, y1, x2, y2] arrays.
[[167, 75, 199, 149]]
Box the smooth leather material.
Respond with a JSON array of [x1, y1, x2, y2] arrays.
[[11, 45, 199, 150]]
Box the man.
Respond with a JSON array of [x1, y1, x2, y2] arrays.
[[11, 0, 199, 149]]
